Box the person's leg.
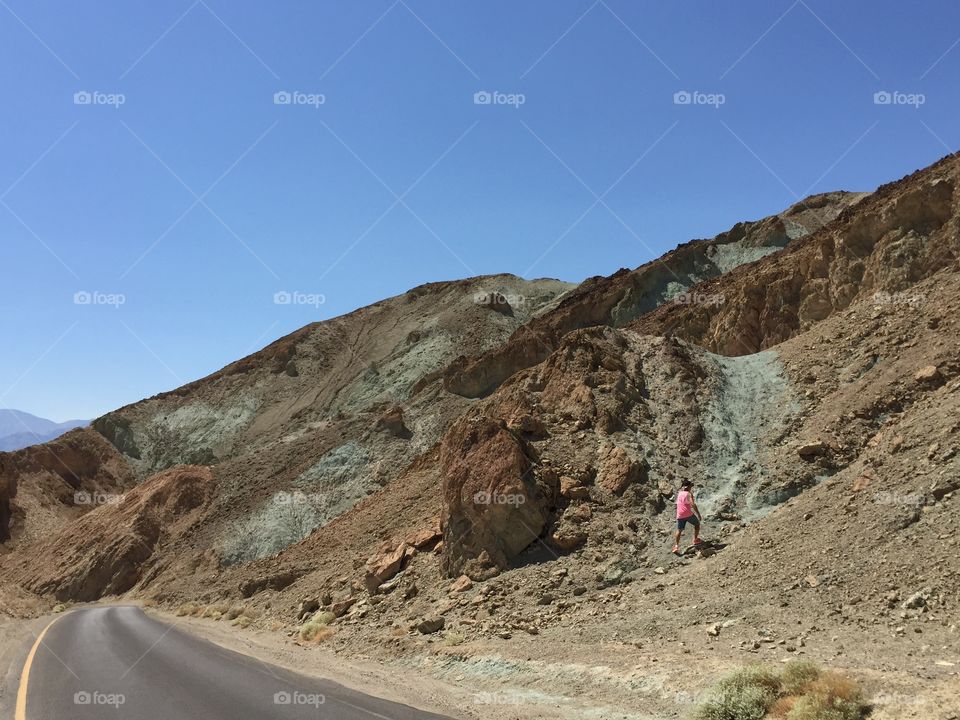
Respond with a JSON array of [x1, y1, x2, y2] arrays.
[[672, 519, 683, 552], [693, 518, 701, 543]]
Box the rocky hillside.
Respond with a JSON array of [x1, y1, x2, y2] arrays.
[[0, 427, 132, 549], [441, 191, 866, 398], [632, 155, 958, 353], [0, 275, 572, 585], [0, 185, 864, 603], [1, 152, 957, 719]]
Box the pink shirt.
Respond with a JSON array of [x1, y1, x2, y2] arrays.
[[676, 490, 694, 519]]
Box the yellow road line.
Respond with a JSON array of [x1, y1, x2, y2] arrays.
[[15, 614, 64, 720]]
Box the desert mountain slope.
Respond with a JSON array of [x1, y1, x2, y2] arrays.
[[0, 275, 573, 573], [0, 188, 862, 602], [631, 153, 958, 353], [441, 191, 866, 399], [14, 156, 952, 615], [93, 274, 574, 479], [1, 155, 957, 720]]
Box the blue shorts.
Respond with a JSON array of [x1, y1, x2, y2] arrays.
[[677, 515, 699, 531]]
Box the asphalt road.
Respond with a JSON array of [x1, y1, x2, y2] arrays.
[[13, 606, 453, 720]]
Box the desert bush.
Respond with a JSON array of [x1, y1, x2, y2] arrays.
[[225, 604, 247, 620], [693, 662, 867, 720], [201, 603, 228, 620], [442, 632, 465, 646], [231, 616, 252, 629], [298, 610, 336, 642], [780, 661, 821, 695], [175, 602, 198, 617]]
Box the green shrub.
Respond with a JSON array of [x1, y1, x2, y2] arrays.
[[692, 662, 867, 720], [298, 610, 337, 642], [780, 661, 821, 695]]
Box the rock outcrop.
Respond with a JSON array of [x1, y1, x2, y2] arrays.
[[631, 156, 959, 353], [440, 416, 553, 578]]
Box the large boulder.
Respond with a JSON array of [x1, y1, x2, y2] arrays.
[[440, 416, 553, 578]]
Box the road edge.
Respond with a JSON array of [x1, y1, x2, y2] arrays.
[[0, 614, 62, 720]]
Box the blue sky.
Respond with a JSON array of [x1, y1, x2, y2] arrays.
[[1, 0, 958, 421]]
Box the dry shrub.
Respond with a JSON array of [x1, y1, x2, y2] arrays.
[[175, 602, 198, 617], [225, 605, 247, 620], [769, 696, 799, 718], [787, 674, 864, 720], [299, 623, 335, 643], [298, 610, 337, 642], [692, 662, 867, 720]]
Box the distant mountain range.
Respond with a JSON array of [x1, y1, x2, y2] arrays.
[[0, 410, 88, 452]]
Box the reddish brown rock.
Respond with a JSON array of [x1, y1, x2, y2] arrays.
[[363, 542, 409, 593], [596, 446, 647, 495], [440, 416, 551, 578]]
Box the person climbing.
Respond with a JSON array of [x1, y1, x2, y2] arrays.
[[672, 480, 702, 554]]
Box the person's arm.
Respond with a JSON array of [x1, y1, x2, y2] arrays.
[[692, 495, 702, 521]]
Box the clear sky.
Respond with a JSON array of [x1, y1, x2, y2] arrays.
[[1, 0, 957, 421]]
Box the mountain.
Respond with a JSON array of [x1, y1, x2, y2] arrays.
[[0, 184, 861, 595], [0, 410, 87, 452], [1, 153, 957, 717]]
